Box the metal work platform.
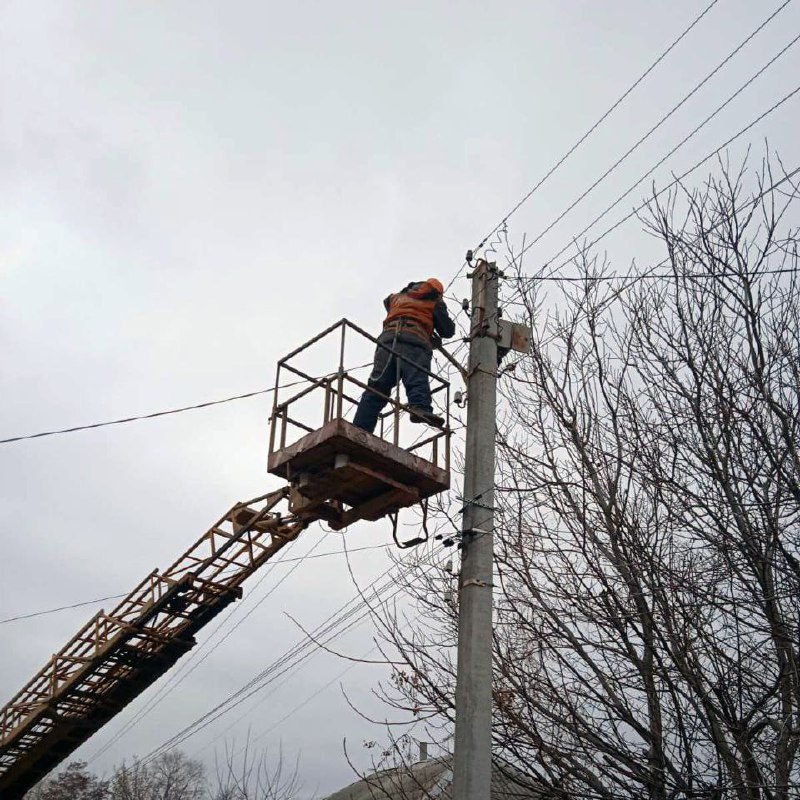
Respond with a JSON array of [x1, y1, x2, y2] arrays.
[[268, 319, 451, 531]]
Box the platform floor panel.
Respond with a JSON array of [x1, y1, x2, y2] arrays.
[[268, 419, 449, 504], [295, 460, 421, 510]]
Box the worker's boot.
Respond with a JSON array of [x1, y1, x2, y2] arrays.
[[408, 407, 444, 428]]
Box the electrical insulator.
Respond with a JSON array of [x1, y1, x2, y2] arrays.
[[454, 390, 465, 407], [461, 298, 469, 312], [445, 558, 453, 574]]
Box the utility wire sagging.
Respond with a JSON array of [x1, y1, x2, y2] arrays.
[[0, 363, 372, 446], [129, 546, 449, 765], [519, 0, 794, 258], [468, 0, 723, 255], [445, 1, 723, 296]]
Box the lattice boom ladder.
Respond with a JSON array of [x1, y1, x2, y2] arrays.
[[0, 488, 306, 800]]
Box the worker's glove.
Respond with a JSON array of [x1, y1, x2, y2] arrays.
[[431, 334, 443, 349]]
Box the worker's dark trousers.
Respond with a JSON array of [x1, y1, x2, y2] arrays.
[[352, 341, 433, 433]]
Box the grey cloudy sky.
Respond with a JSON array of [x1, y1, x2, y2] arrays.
[[2, 0, 799, 795]]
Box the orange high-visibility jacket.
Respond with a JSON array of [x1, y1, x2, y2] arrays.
[[382, 280, 442, 343]]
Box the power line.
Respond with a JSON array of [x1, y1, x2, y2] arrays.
[[143, 601, 380, 760], [139, 547, 447, 763], [224, 602, 420, 759], [0, 363, 372, 446], [186, 576, 424, 759], [506, 92, 800, 297], [121, 565, 406, 761], [7, 534, 398, 767], [502, 165, 800, 358], [0, 389, 282, 445], [0, 545, 391, 629], [245, 645, 370, 747], [468, 0, 722, 255], [143, 573, 406, 759], [86, 535, 396, 761], [0, 594, 128, 625], [441, 1, 721, 299], [517, 0, 794, 257], [0, 388, 279, 445], [0, 544, 388, 625], [533, 51, 800, 272], [511, 264, 800, 285], [89, 529, 327, 760], [192, 617, 383, 760]]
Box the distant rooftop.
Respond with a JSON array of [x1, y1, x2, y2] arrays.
[[324, 755, 543, 800]]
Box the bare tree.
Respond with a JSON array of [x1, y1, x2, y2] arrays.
[[209, 736, 301, 800], [369, 154, 800, 800], [111, 751, 205, 800], [24, 761, 109, 800]]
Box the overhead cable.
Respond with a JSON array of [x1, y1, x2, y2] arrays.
[[503, 166, 800, 352], [87, 537, 391, 760], [139, 548, 446, 763], [520, 0, 794, 257], [442, 1, 721, 297], [510, 264, 800, 285], [533, 45, 800, 270], [142, 573, 410, 759], [0, 543, 391, 629], [0, 594, 127, 625], [509, 91, 800, 290], [0, 363, 371, 446], [90, 531, 345, 760], [468, 0, 722, 255]]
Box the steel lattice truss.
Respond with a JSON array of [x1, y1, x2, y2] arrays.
[[0, 488, 305, 800]]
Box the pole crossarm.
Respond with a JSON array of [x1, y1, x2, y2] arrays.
[[0, 488, 307, 800]]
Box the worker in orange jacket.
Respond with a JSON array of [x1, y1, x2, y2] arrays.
[[353, 278, 456, 433]]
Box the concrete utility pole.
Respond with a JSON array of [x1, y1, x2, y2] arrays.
[[452, 257, 499, 800]]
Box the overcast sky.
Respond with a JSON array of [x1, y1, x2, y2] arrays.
[[2, 1, 799, 795]]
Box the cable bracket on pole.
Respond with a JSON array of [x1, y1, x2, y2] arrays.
[[466, 364, 498, 380], [460, 578, 494, 589], [457, 496, 496, 514]]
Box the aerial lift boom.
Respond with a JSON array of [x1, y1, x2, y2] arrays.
[[0, 319, 451, 799]]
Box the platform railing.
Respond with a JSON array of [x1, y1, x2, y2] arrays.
[[269, 319, 450, 474]]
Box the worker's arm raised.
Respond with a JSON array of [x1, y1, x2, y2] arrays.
[[433, 299, 456, 340]]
